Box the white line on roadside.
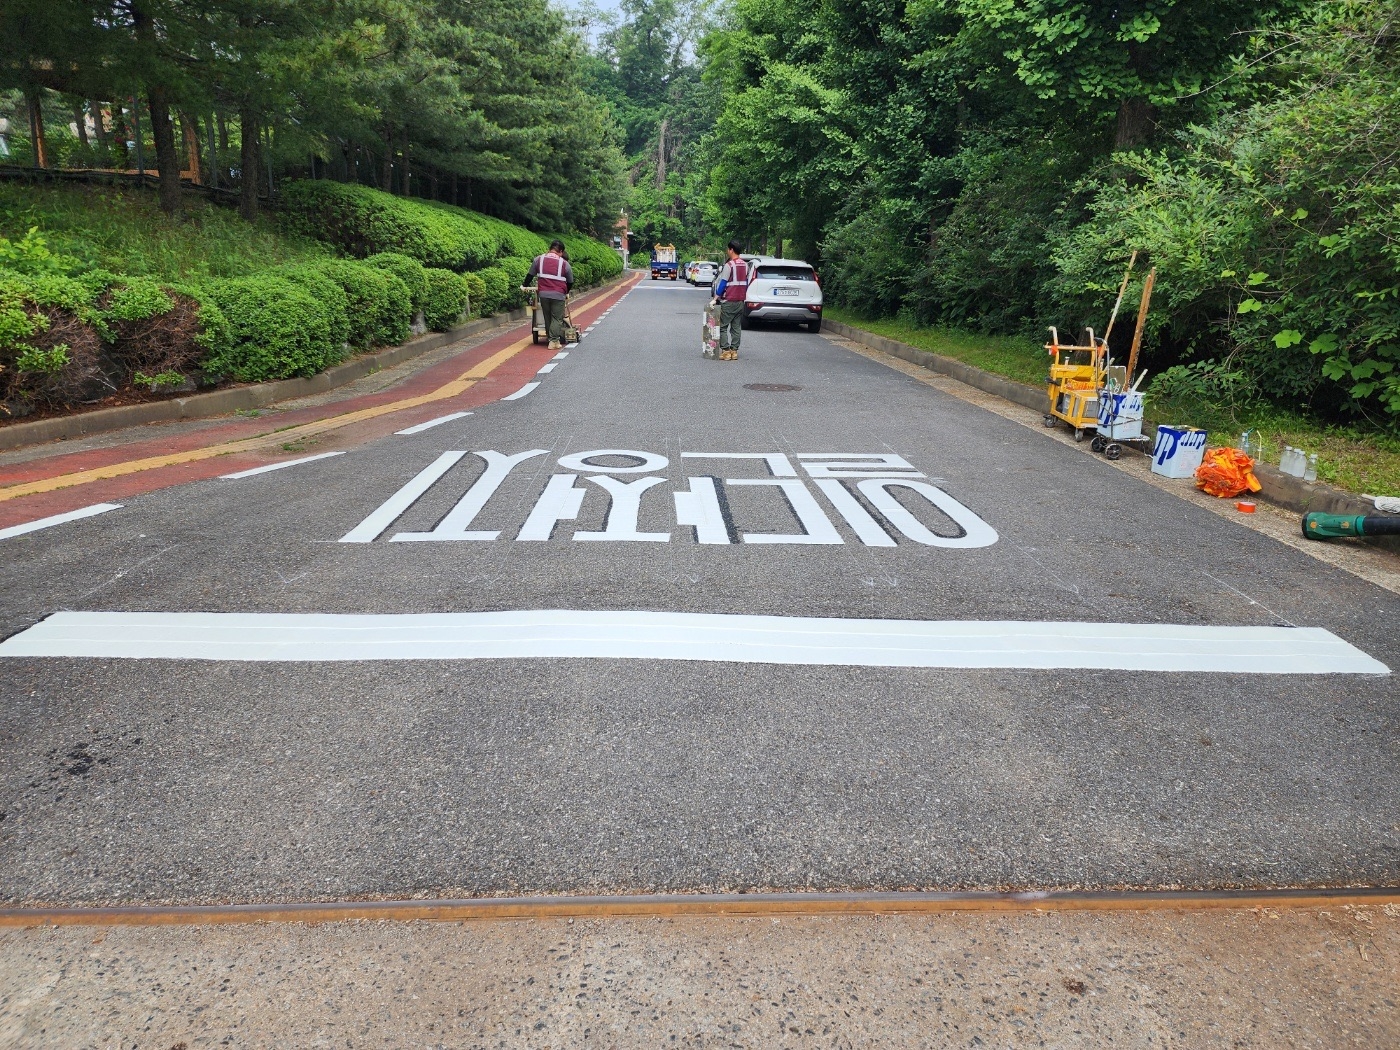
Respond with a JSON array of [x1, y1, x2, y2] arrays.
[[537, 363, 557, 374], [0, 503, 122, 541], [220, 451, 346, 479], [552, 352, 568, 360], [502, 382, 540, 401], [396, 411, 472, 435], [0, 611, 1386, 674]]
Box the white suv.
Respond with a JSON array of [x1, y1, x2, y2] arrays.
[[689, 260, 718, 286], [740, 259, 823, 332]]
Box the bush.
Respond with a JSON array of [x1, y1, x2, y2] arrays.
[[99, 276, 215, 387], [819, 205, 918, 317], [201, 274, 338, 382], [310, 259, 412, 349], [0, 268, 112, 405], [272, 265, 352, 348], [281, 182, 556, 274], [462, 272, 487, 317], [558, 235, 622, 287], [365, 252, 429, 312], [474, 267, 511, 316], [497, 256, 531, 308], [423, 269, 471, 331]]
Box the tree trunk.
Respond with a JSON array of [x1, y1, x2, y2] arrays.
[[655, 117, 668, 190], [1114, 97, 1157, 151], [74, 105, 90, 148], [239, 106, 261, 221], [381, 128, 393, 191], [206, 112, 218, 189], [25, 91, 48, 168], [92, 102, 110, 153], [147, 87, 182, 215], [217, 111, 228, 153], [180, 112, 201, 184]]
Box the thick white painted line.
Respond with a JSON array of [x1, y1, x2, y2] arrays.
[[0, 611, 1387, 674], [0, 503, 122, 541], [552, 352, 569, 359], [501, 382, 540, 401], [537, 363, 557, 374], [396, 411, 472, 435], [340, 451, 466, 543], [220, 451, 345, 479]]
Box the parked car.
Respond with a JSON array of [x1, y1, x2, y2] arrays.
[[689, 260, 718, 286], [740, 259, 823, 331]]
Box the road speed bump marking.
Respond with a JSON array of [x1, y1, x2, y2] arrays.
[[0, 611, 1387, 674]]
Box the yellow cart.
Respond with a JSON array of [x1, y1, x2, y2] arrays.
[[1043, 326, 1106, 442]]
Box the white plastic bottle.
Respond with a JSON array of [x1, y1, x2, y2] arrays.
[[1305, 453, 1318, 483], [1281, 446, 1296, 475]]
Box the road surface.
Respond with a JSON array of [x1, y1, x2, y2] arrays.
[[1, 275, 1397, 907]]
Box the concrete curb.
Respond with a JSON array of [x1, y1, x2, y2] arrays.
[[0, 275, 627, 454], [824, 318, 1397, 550]]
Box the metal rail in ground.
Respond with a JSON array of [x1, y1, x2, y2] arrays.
[[3, 887, 1397, 927]]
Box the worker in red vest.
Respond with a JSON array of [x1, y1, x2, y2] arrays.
[[711, 240, 749, 361], [526, 240, 575, 350]]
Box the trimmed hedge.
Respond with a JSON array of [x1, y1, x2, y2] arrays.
[[281, 182, 498, 271], [559, 235, 623, 288], [311, 259, 412, 349], [423, 268, 471, 331], [465, 212, 549, 259], [462, 272, 486, 317], [497, 256, 531, 309], [474, 267, 511, 317], [202, 274, 338, 382], [273, 265, 351, 348], [365, 252, 429, 312]]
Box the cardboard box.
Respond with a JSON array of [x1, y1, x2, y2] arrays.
[[1152, 425, 1208, 478], [1098, 391, 1144, 440]]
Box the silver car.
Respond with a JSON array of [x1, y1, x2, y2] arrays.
[[740, 259, 823, 332], [690, 260, 718, 286]]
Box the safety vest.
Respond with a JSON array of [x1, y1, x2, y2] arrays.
[[721, 258, 750, 302], [536, 252, 569, 296]]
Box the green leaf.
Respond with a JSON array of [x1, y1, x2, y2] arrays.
[[1219, 269, 1236, 279], [1308, 334, 1340, 355], [1246, 272, 1269, 286], [1292, 208, 1309, 221], [1237, 298, 1263, 314], [1273, 329, 1303, 348], [1318, 235, 1341, 249]]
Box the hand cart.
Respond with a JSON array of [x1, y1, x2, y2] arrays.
[[1043, 326, 1105, 442], [526, 289, 580, 346]]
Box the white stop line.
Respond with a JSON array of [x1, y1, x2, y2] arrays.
[[0, 610, 1386, 674]]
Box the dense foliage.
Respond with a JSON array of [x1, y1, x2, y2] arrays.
[[0, 0, 626, 231], [689, 0, 1400, 426]]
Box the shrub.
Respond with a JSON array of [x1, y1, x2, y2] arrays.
[[474, 266, 511, 316], [0, 268, 112, 405], [558, 235, 622, 287], [462, 272, 487, 317], [453, 210, 549, 259], [310, 259, 412, 349], [497, 256, 531, 308], [423, 269, 471, 331], [201, 274, 338, 382], [365, 252, 429, 312], [273, 266, 352, 348], [281, 181, 497, 271], [99, 276, 213, 386]]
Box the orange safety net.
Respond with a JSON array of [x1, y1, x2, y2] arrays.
[[1195, 447, 1263, 498]]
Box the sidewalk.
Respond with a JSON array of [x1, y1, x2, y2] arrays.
[[3, 905, 1395, 1047]]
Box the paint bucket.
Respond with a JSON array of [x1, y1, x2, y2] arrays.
[[1235, 500, 1257, 513]]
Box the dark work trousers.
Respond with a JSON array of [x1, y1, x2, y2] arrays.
[[541, 296, 567, 344], [719, 300, 744, 351]]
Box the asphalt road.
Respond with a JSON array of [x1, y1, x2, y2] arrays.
[[1, 278, 1397, 906]]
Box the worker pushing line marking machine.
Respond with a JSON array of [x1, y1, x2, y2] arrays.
[[525, 288, 579, 346]]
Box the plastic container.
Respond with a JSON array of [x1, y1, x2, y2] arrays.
[[1235, 500, 1257, 513], [1305, 453, 1318, 483]]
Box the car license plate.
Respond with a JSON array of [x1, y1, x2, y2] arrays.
[[774, 287, 799, 296]]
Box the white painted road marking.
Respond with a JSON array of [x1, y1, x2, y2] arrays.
[[537, 363, 557, 374], [502, 382, 540, 401], [552, 352, 569, 360], [340, 452, 467, 543], [1, 611, 1387, 674], [393, 449, 549, 542], [396, 411, 473, 435], [0, 503, 122, 541], [220, 451, 346, 479]]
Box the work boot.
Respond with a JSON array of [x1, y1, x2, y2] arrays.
[[548, 340, 562, 351], [721, 349, 738, 361]]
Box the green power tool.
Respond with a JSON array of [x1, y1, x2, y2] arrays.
[[1302, 512, 1400, 540]]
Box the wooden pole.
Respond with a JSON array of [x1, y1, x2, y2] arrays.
[[1125, 267, 1156, 384], [1102, 250, 1138, 345]]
